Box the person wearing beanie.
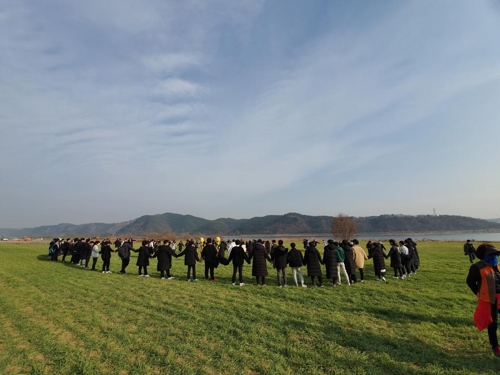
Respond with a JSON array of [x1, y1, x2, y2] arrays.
[[466, 244, 500, 357]]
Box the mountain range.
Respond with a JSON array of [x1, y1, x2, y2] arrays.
[[2, 212, 500, 238]]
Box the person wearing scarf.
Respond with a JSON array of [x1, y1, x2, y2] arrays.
[[466, 243, 500, 357]]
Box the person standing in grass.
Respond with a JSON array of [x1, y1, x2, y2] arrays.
[[464, 239, 476, 264], [386, 239, 404, 279], [335, 242, 350, 286], [90, 241, 100, 270], [100, 240, 113, 273], [322, 240, 338, 287], [61, 238, 72, 263], [132, 240, 152, 277], [249, 239, 272, 286], [407, 238, 420, 272], [153, 240, 177, 279], [177, 240, 201, 282], [304, 240, 324, 287], [271, 240, 288, 287], [118, 239, 134, 274], [49, 238, 60, 261], [287, 243, 307, 287], [466, 243, 500, 357], [201, 238, 219, 282], [342, 240, 357, 284], [367, 241, 387, 282], [227, 240, 250, 286], [352, 239, 368, 283]]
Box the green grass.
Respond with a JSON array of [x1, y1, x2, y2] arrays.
[[0, 241, 499, 374]]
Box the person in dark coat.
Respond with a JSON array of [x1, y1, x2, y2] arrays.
[[61, 238, 71, 262], [201, 238, 218, 281], [177, 240, 184, 253], [84, 239, 92, 269], [177, 240, 201, 281], [406, 238, 420, 273], [323, 240, 338, 286], [271, 240, 288, 287], [227, 240, 250, 285], [100, 240, 113, 273], [70, 238, 80, 264], [342, 240, 357, 284], [49, 238, 60, 261], [304, 241, 324, 287], [367, 241, 387, 281], [118, 239, 134, 274], [386, 239, 403, 279], [287, 243, 306, 287], [464, 239, 476, 263], [153, 240, 177, 279], [132, 240, 152, 277], [249, 239, 272, 285]]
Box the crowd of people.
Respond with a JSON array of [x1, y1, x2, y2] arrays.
[[47, 236, 420, 287]]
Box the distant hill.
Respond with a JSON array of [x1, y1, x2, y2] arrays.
[[487, 218, 500, 224], [2, 213, 500, 238]]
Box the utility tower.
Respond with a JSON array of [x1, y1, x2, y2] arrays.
[[433, 208, 438, 216]]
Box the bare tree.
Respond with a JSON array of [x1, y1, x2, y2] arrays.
[[332, 213, 357, 241]]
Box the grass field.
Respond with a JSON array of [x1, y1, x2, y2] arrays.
[[0, 241, 499, 374]]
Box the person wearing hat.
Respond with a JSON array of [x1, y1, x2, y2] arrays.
[[464, 239, 476, 264], [466, 243, 500, 357]]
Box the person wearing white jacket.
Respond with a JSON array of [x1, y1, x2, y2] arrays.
[[90, 241, 100, 271]]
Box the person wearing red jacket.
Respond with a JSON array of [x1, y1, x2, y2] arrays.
[[466, 243, 500, 357]]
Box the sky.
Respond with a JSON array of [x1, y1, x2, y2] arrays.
[[1, 0, 500, 228]]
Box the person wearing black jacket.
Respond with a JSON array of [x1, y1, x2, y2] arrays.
[[201, 238, 219, 282], [323, 240, 338, 286], [227, 240, 250, 286], [153, 240, 177, 279], [287, 243, 306, 287], [118, 239, 134, 274], [100, 240, 113, 273], [271, 240, 288, 287], [177, 240, 201, 281], [132, 240, 152, 277], [342, 240, 357, 284], [386, 239, 403, 279], [304, 241, 324, 287], [61, 238, 71, 262], [249, 239, 272, 285]]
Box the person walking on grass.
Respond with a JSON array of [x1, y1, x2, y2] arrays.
[[352, 239, 368, 283], [342, 240, 357, 284], [464, 239, 476, 264], [132, 240, 152, 277], [249, 239, 272, 286], [118, 239, 134, 274], [335, 242, 350, 286], [304, 240, 324, 287], [271, 240, 288, 287], [287, 243, 307, 287], [201, 238, 219, 282], [177, 240, 201, 282], [90, 241, 100, 270], [100, 240, 113, 273], [227, 240, 250, 286], [323, 240, 338, 287], [386, 239, 404, 279], [466, 243, 500, 357], [153, 240, 177, 279], [367, 241, 387, 282]]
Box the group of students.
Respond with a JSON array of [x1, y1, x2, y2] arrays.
[[47, 236, 420, 287]]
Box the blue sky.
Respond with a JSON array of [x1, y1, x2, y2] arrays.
[[1, 0, 500, 228]]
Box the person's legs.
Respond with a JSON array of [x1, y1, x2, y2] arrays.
[[297, 268, 305, 285], [91, 257, 98, 270], [277, 269, 282, 286], [205, 263, 209, 279], [318, 275, 323, 286], [292, 268, 298, 286], [238, 265, 243, 284], [488, 301, 499, 349], [232, 265, 237, 283], [262, 277, 266, 285], [210, 265, 214, 280], [359, 268, 364, 281], [144, 266, 148, 276], [192, 264, 197, 280]]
